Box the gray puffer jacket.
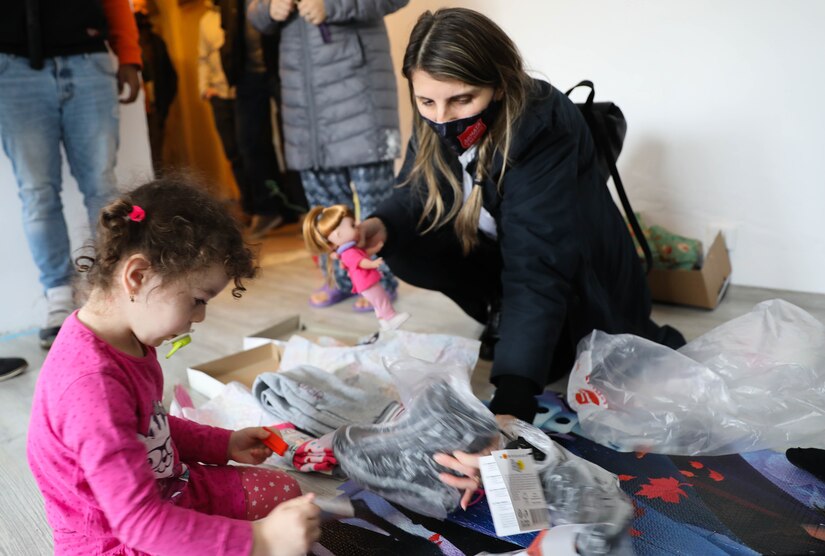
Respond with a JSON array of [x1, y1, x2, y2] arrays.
[[247, 0, 407, 171]]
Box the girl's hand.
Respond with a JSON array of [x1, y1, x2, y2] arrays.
[[228, 427, 273, 464], [358, 217, 387, 256], [434, 450, 489, 510], [252, 494, 321, 556]]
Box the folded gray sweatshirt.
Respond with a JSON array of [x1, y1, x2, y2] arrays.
[[253, 365, 403, 437]]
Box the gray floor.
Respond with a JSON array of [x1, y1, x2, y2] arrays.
[[2, 225, 824, 555]]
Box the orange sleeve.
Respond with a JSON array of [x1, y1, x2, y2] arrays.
[[101, 0, 142, 67]]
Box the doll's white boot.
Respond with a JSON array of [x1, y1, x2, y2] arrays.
[[379, 312, 410, 331]]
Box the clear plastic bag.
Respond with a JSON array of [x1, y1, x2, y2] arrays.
[[568, 299, 825, 455], [332, 352, 634, 543]]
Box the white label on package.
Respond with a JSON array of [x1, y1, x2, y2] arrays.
[[478, 449, 550, 537]]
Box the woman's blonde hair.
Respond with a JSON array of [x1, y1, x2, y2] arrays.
[[402, 8, 534, 254], [302, 204, 355, 286]]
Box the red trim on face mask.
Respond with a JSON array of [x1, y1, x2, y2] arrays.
[[458, 119, 487, 149]]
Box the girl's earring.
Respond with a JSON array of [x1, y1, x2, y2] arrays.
[[130, 293, 135, 303]]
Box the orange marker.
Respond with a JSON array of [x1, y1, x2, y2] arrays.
[[262, 426, 288, 456]]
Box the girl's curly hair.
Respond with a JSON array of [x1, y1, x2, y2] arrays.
[[76, 176, 258, 298]]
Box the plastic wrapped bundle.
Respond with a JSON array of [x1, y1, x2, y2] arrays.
[[569, 299, 825, 455], [333, 361, 499, 518], [501, 419, 633, 555]]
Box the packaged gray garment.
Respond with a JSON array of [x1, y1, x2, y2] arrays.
[[500, 419, 633, 556], [333, 359, 499, 518], [253, 364, 402, 437]]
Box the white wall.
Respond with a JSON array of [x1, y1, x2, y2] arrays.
[[387, 0, 825, 294], [0, 94, 153, 335]]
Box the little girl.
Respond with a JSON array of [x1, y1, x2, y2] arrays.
[[303, 204, 409, 331], [27, 178, 320, 556]]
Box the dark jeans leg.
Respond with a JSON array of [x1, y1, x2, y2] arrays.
[[383, 227, 502, 324], [235, 71, 283, 216], [282, 169, 307, 217], [209, 96, 248, 213]]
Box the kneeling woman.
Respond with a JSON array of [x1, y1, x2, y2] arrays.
[[360, 7, 685, 422]]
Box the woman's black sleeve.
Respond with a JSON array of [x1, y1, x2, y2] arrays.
[[491, 119, 583, 389]]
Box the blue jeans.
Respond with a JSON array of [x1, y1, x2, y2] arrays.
[[300, 161, 398, 294], [0, 53, 119, 290]]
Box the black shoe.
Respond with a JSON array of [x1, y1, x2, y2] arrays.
[[479, 307, 501, 361], [659, 324, 687, 349], [0, 358, 28, 382]]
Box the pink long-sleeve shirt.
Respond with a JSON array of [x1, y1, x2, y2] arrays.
[[27, 312, 253, 555]]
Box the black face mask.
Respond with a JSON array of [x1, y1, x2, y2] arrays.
[[422, 101, 500, 154]]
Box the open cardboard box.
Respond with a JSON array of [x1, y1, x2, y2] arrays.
[[647, 231, 732, 309], [242, 314, 360, 350], [187, 343, 283, 399], [188, 314, 362, 398]]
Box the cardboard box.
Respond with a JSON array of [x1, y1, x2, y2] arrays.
[[647, 232, 732, 309], [243, 314, 361, 350], [189, 315, 361, 398], [187, 343, 283, 399]]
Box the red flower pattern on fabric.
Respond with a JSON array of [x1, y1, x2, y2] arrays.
[[636, 477, 691, 504], [708, 469, 725, 482]]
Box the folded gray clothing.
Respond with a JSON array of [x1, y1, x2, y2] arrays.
[[333, 378, 499, 518], [253, 365, 403, 437]]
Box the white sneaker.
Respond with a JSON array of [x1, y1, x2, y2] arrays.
[[40, 285, 75, 349], [379, 312, 410, 331]]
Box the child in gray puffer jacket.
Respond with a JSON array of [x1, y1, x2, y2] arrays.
[[247, 0, 409, 311]]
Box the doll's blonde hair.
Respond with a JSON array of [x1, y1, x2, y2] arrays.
[[302, 204, 356, 287]]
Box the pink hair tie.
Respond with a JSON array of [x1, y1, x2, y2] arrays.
[[129, 205, 146, 222]]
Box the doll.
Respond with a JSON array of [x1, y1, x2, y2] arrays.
[[303, 205, 409, 331]]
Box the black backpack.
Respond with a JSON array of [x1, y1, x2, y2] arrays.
[[565, 80, 652, 273]]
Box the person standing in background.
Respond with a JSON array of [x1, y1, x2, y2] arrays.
[[198, 0, 249, 225], [217, 0, 298, 239], [246, 0, 408, 312], [0, 0, 141, 349], [135, 9, 177, 175]]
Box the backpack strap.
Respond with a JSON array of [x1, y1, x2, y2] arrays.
[[566, 81, 653, 274]]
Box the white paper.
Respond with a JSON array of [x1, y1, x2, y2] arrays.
[[479, 449, 550, 537]]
